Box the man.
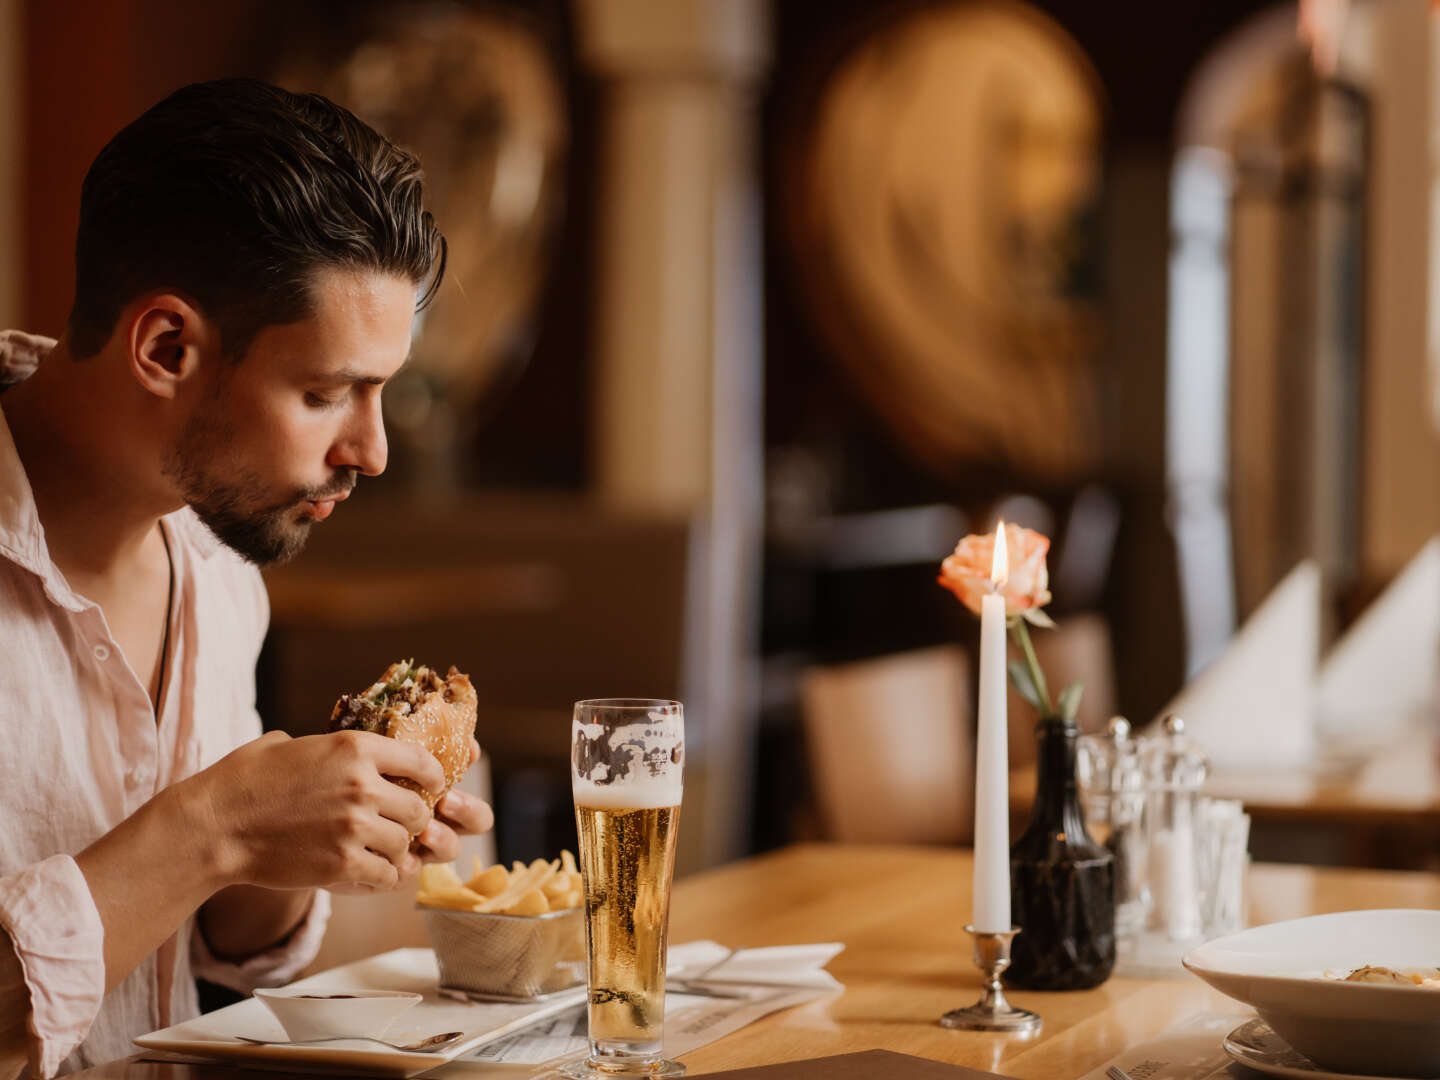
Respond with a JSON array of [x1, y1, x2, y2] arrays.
[[0, 79, 493, 1076]]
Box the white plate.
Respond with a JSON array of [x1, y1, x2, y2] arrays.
[[1184, 909, 1440, 1077], [134, 948, 585, 1077], [1224, 1018, 1440, 1080]]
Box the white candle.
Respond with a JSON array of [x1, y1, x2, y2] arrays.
[[973, 523, 1011, 933]]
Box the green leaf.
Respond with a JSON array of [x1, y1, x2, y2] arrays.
[[1008, 660, 1044, 710], [1057, 680, 1085, 725]]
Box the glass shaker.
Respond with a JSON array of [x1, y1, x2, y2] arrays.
[[1140, 714, 1209, 943], [1077, 716, 1148, 938]]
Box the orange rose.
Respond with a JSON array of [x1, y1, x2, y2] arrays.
[[938, 523, 1053, 619]]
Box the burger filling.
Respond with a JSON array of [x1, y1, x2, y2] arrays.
[[330, 662, 446, 734]]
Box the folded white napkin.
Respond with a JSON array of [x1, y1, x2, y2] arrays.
[[1319, 536, 1439, 734], [666, 940, 844, 991], [1161, 560, 1319, 770]]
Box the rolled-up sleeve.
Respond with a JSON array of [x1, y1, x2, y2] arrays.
[[0, 855, 105, 1078], [188, 888, 331, 993]]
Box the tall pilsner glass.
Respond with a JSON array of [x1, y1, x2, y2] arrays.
[[565, 699, 685, 1079]]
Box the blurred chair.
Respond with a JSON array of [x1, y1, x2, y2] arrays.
[[799, 645, 973, 844]]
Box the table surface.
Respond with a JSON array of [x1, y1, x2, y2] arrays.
[[78, 843, 1440, 1079]]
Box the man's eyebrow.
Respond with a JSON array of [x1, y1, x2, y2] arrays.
[[314, 356, 411, 386]]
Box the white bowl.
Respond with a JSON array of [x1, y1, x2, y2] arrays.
[[252, 987, 422, 1042], [1184, 909, 1440, 1077]]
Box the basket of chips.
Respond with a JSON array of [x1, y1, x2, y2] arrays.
[[417, 851, 587, 1001]]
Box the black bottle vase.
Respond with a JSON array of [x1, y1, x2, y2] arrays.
[[1004, 718, 1116, 990]]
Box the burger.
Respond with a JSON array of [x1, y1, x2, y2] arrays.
[[328, 660, 478, 811]]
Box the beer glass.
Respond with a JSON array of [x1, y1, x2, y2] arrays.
[[564, 699, 684, 1079]]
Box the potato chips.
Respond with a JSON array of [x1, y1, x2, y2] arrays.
[[417, 852, 584, 916]]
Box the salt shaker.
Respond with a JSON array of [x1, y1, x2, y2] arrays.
[[1077, 716, 1148, 938], [1140, 714, 1209, 943]]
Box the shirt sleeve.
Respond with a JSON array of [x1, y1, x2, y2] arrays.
[[188, 888, 331, 994], [0, 331, 56, 389], [0, 855, 105, 1078]]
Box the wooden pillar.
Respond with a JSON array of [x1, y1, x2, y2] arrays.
[[1368, 0, 1440, 579], [0, 0, 19, 328], [574, 0, 768, 869]]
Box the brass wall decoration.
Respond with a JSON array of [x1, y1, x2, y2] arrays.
[[783, 0, 1104, 481], [278, 4, 568, 485]]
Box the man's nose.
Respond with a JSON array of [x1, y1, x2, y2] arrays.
[[328, 398, 388, 477]]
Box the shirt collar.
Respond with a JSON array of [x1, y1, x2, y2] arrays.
[[168, 506, 223, 560], [0, 331, 225, 609]]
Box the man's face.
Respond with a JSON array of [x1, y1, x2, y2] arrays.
[[163, 268, 417, 565]]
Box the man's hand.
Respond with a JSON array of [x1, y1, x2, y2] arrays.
[[413, 739, 496, 864], [186, 729, 445, 893]]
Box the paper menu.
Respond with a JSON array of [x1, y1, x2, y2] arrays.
[[646, 1050, 1013, 1079], [1077, 1011, 1252, 1080]]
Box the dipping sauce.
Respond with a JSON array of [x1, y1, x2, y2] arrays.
[[295, 993, 361, 999]]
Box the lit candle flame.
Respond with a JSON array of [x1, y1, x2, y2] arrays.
[[990, 520, 1008, 587]]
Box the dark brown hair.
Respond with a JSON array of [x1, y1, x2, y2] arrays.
[[68, 77, 446, 359]]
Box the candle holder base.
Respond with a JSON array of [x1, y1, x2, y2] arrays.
[[938, 925, 1042, 1035]]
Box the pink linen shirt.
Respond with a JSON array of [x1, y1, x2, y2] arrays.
[[0, 330, 330, 1077]]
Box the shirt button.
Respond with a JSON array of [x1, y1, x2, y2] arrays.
[[93, 643, 111, 662]]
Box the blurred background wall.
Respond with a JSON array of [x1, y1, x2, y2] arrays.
[[0, 0, 18, 329], [4, 0, 1438, 874]]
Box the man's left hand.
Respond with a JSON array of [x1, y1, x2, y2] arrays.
[[414, 739, 495, 862]]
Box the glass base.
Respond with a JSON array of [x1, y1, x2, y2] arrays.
[[559, 1058, 685, 1078]]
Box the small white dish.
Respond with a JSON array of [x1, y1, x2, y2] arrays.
[[253, 987, 422, 1041], [135, 948, 587, 1077], [1224, 1017, 1423, 1080], [1184, 909, 1440, 1077]]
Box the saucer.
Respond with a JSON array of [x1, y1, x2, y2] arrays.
[[1224, 1018, 1440, 1080]]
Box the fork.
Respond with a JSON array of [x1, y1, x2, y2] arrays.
[[1106, 1066, 1135, 1080], [234, 1031, 464, 1053], [668, 947, 741, 994]]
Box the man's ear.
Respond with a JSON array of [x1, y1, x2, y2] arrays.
[[126, 293, 214, 399]]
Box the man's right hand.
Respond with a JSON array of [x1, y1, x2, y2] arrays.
[[183, 729, 446, 893], [73, 728, 447, 997]]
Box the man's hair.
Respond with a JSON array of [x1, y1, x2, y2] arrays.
[[68, 77, 446, 359]]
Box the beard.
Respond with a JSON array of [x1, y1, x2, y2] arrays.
[[163, 401, 354, 566]]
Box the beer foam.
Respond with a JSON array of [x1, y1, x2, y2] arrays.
[[573, 777, 683, 810], [571, 717, 683, 808]]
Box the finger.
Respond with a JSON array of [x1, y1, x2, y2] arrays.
[[358, 811, 418, 871], [358, 732, 447, 794], [469, 739, 481, 766], [415, 819, 461, 863], [394, 849, 424, 888], [436, 789, 494, 836], [329, 847, 402, 892], [371, 779, 434, 838]]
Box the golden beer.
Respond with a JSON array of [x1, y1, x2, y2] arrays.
[[575, 801, 681, 1057], [568, 698, 684, 1079]]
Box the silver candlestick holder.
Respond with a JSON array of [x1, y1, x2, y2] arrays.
[[939, 925, 1042, 1034]]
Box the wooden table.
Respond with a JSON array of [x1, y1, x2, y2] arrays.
[[77, 844, 1440, 1079]]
